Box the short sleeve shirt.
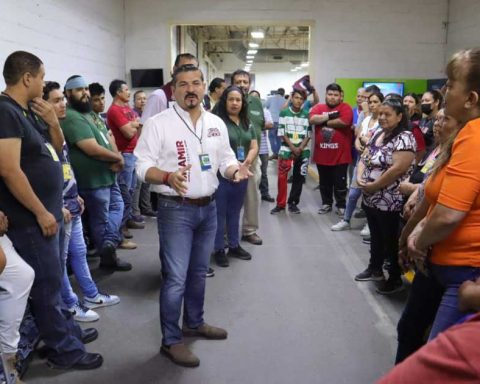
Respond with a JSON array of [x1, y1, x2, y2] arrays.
[[361, 130, 416, 212], [310, 102, 354, 166], [61, 107, 115, 189], [278, 107, 311, 160], [106, 103, 138, 153], [224, 119, 256, 161], [0, 95, 63, 228]]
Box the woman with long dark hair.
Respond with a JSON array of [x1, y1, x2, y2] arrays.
[[355, 99, 416, 294], [213, 86, 258, 267]]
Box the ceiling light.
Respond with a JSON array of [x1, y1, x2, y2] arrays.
[[301, 62, 309, 67], [246, 60, 253, 63], [251, 31, 264, 39], [249, 42, 259, 48], [246, 55, 254, 59], [295, 66, 302, 70], [291, 68, 298, 72], [247, 50, 258, 55]]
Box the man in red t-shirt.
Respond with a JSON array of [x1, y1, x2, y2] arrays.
[[106, 80, 143, 246], [309, 83, 353, 215]]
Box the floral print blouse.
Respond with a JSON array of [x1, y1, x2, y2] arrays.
[[361, 130, 416, 212]]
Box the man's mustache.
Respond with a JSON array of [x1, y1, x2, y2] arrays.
[[185, 93, 198, 100]]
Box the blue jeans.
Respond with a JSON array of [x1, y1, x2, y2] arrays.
[[344, 187, 362, 222], [61, 215, 99, 308], [428, 264, 480, 340], [118, 153, 137, 226], [7, 221, 85, 366], [79, 182, 124, 250], [215, 176, 248, 250], [268, 122, 281, 155], [156, 196, 217, 346]]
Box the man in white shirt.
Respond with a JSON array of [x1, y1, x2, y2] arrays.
[[135, 64, 251, 367]]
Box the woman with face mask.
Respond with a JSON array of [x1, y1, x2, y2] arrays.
[[419, 90, 443, 150]]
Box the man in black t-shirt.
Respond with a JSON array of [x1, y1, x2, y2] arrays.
[[0, 51, 103, 370]]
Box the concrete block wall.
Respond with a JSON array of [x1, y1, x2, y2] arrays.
[[446, 0, 480, 60], [125, 0, 449, 95], [0, 0, 125, 103]]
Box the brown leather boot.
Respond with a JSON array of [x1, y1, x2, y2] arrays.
[[182, 323, 228, 339], [160, 343, 200, 367]]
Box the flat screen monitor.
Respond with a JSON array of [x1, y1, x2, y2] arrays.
[[131, 69, 164, 88], [363, 82, 404, 97]]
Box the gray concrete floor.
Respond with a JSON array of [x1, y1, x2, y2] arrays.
[[25, 164, 408, 384]]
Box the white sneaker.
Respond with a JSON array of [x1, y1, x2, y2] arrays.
[[360, 224, 370, 237], [69, 302, 99, 322], [84, 292, 121, 309], [331, 220, 351, 231]]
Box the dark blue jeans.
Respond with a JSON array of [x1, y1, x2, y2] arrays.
[[79, 182, 124, 250], [118, 153, 137, 226], [428, 264, 480, 340], [268, 122, 281, 155], [215, 176, 248, 250], [395, 269, 444, 364], [156, 197, 217, 346], [8, 221, 85, 366]]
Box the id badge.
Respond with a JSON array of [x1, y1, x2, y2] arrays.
[[199, 154, 212, 171], [237, 146, 245, 161], [63, 163, 73, 181]]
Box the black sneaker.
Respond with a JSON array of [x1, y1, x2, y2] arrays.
[[228, 245, 252, 260], [354, 209, 366, 219], [261, 195, 275, 202], [354, 268, 384, 282], [376, 277, 404, 295], [270, 206, 285, 215], [206, 267, 215, 277], [288, 204, 301, 214], [213, 249, 229, 267], [362, 236, 371, 245], [318, 205, 332, 214]]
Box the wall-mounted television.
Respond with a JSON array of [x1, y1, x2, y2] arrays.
[[363, 82, 404, 97], [131, 69, 164, 88]]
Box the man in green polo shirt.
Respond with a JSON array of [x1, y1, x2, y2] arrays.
[[60, 75, 132, 272], [232, 70, 264, 245]]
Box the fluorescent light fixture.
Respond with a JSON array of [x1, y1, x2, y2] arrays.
[[290, 68, 298, 72], [249, 42, 259, 48], [301, 62, 309, 67], [246, 55, 255, 59], [251, 31, 264, 39], [295, 66, 302, 70], [246, 60, 253, 63], [247, 50, 258, 55]]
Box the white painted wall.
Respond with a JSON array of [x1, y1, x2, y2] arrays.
[[125, 0, 449, 94], [446, 0, 480, 60], [0, 0, 125, 104]]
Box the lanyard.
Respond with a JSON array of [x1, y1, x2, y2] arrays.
[[173, 105, 204, 148]]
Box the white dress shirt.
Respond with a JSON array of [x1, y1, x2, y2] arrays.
[[135, 105, 238, 198]]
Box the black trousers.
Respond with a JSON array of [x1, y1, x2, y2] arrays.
[[363, 204, 401, 279], [288, 156, 308, 206], [316, 163, 348, 208]]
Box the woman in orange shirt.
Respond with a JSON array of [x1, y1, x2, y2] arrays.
[[407, 48, 480, 340]]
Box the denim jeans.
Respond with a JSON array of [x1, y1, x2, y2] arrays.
[[215, 176, 248, 250], [428, 264, 480, 340], [395, 269, 444, 364], [157, 196, 217, 346], [118, 153, 137, 226], [7, 222, 85, 366], [268, 122, 281, 155], [61, 215, 98, 308], [79, 182, 124, 250], [344, 187, 362, 222]]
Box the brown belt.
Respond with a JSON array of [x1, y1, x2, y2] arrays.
[[158, 194, 215, 207]]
